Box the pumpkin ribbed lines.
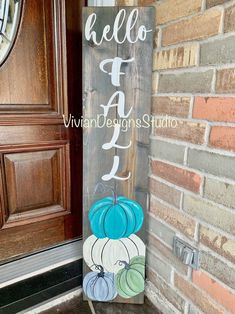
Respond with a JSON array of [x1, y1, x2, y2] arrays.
[[119, 239, 131, 263], [118, 203, 135, 236], [129, 237, 140, 255], [100, 238, 110, 266], [119, 201, 137, 235]]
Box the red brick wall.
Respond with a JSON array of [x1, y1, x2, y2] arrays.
[[118, 1, 235, 313]]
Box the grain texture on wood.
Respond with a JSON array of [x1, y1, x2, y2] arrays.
[[83, 7, 154, 305]]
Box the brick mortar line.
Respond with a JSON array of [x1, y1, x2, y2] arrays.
[[154, 62, 235, 75], [149, 187, 235, 242], [152, 92, 235, 97], [219, 6, 225, 34], [199, 242, 235, 270], [146, 246, 174, 273], [188, 96, 194, 119], [148, 208, 235, 269], [199, 176, 205, 197], [150, 193, 199, 222], [150, 134, 235, 158], [148, 211, 199, 249], [152, 114, 235, 128], [146, 264, 189, 313], [147, 229, 173, 251], [145, 279, 182, 314], [183, 147, 188, 166], [173, 269, 230, 313], [193, 263, 235, 295], [150, 180, 235, 241], [149, 171, 235, 199], [150, 168, 235, 217], [149, 174, 196, 196], [204, 124, 211, 147], [148, 207, 198, 246], [199, 220, 235, 241], [155, 0, 235, 29], [194, 221, 200, 242], [150, 157, 235, 198], [201, 0, 206, 12], [211, 68, 217, 93], [147, 205, 235, 251], [154, 30, 235, 52], [150, 194, 202, 241], [156, 6, 223, 29]]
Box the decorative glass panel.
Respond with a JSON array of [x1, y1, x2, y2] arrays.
[[0, 0, 22, 65]]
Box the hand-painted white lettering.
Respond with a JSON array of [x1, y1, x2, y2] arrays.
[[100, 91, 132, 118], [102, 156, 131, 181], [102, 124, 132, 150], [85, 9, 152, 45], [99, 57, 134, 87]]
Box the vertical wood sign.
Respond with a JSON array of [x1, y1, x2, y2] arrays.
[[83, 7, 155, 304]]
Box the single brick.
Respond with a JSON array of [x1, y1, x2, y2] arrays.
[[146, 214, 175, 246], [155, 120, 206, 145], [200, 35, 235, 66], [154, 45, 197, 70], [200, 225, 235, 264], [210, 126, 235, 151], [150, 197, 196, 238], [193, 97, 235, 122], [224, 4, 235, 33], [152, 96, 190, 118], [162, 9, 221, 46], [156, 0, 201, 25], [175, 273, 226, 314], [216, 68, 235, 93], [148, 232, 188, 274], [204, 177, 235, 209], [188, 148, 235, 181], [207, 0, 230, 8], [200, 251, 235, 289], [149, 177, 181, 208], [184, 195, 235, 236], [146, 250, 172, 283], [151, 160, 202, 192], [138, 0, 154, 5], [147, 267, 186, 312], [193, 270, 235, 314], [150, 138, 185, 164], [158, 70, 213, 93]]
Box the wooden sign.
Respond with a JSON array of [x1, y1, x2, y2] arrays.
[[83, 7, 155, 304]]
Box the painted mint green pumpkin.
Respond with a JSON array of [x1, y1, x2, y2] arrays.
[[115, 256, 145, 299], [89, 196, 144, 240]]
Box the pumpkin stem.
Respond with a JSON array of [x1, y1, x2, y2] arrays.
[[93, 182, 118, 204], [115, 260, 130, 270], [93, 264, 105, 277]]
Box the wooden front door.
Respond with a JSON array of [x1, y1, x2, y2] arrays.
[[0, 0, 83, 263]]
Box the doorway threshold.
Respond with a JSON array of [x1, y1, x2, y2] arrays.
[[0, 240, 83, 314]]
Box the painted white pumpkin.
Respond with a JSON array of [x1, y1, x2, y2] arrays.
[[83, 234, 146, 274]]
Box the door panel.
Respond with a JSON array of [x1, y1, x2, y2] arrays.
[[0, 0, 84, 262]]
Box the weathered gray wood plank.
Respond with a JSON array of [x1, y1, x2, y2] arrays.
[[83, 7, 155, 305]]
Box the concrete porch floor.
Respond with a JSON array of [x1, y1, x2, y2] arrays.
[[40, 296, 161, 314]]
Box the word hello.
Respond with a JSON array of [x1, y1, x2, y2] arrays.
[[85, 9, 152, 182], [85, 9, 152, 45]]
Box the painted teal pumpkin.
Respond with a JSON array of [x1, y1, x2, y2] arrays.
[[115, 256, 145, 299], [88, 196, 144, 239], [83, 266, 117, 301]]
